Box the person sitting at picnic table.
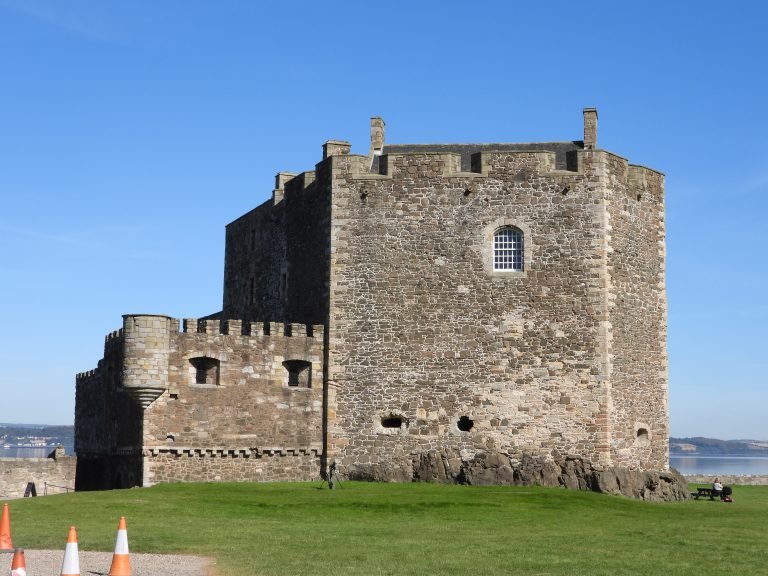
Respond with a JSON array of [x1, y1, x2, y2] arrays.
[[712, 478, 723, 497]]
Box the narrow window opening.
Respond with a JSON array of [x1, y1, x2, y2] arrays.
[[281, 271, 288, 302], [635, 427, 650, 447], [381, 416, 403, 429], [283, 360, 311, 388], [189, 357, 220, 385], [457, 416, 474, 431]]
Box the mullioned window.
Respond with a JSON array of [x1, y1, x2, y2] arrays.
[[493, 227, 524, 271]]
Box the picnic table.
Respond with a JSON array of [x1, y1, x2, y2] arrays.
[[692, 487, 720, 500], [691, 486, 732, 501]]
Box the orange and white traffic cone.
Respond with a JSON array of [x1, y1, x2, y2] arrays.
[[9, 547, 26, 576], [60, 526, 80, 576], [0, 503, 12, 550], [108, 516, 131, 576]]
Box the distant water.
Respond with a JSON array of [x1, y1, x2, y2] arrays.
[[0, 446, 72, 459], [671, 456, 768, 476]]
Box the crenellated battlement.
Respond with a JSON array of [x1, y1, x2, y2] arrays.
[[76, 368, 100, 382], [76, 314, 329, 415], [323, 148, 583, 182], [262, 145, 663, 210], [100, 315, 322, 340], [105, 328, 123, 343], [178, 317, 323, 338], [256, 108, 665, 213], [271, 170, 320, 204], [144, 446, 321, 458]]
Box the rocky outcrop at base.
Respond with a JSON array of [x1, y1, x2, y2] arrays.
[[344, 450, 690, 501]]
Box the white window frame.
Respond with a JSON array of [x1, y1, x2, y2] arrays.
[[493, 227, 524, 272], [482, 219, 531, 278]]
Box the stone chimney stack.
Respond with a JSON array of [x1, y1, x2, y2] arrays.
[[369, 117, 385, 160], [583, 108, 598, 150]]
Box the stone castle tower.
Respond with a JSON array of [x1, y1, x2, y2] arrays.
[[76, 109, 679, 497]]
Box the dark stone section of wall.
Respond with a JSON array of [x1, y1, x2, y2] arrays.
[[283, 168, 332, 326], [75, 453, 142, 491], [223, 201, 287, 322], [75, 331, 144, 489], [223, 168, 331, 327]]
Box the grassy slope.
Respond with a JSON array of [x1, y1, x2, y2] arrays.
[[6, 482, 767, 576]]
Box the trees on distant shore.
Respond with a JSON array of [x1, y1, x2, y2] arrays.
[[0, 424, 74, 447], [670, 436, 768, 456]]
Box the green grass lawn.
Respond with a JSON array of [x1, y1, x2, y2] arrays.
[[5, 482, 767, 575]]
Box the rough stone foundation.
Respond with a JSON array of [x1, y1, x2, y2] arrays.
[[344, 450, 689, 501]]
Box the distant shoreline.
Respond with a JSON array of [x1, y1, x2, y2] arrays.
[[681, 474, 768, 485], [671, 455, 768, 459], [670, 437, 768, 458]]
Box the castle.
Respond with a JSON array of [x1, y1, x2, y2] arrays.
[[75, 109, 680, 498]]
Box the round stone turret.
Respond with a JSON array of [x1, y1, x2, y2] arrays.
[[122, 314, 172, 408]]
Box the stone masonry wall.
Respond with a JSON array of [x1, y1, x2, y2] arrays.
[[602, 153, 668, 470], [136, 316, 324, 486], [0, 449, 76, 499], [145, 450, 320, 484], [76, 316, 326, 488], [142, 318, 323, 446], [326, 147, 616, 481]]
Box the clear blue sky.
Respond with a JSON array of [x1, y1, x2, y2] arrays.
[[0, 1, 765, 440]]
